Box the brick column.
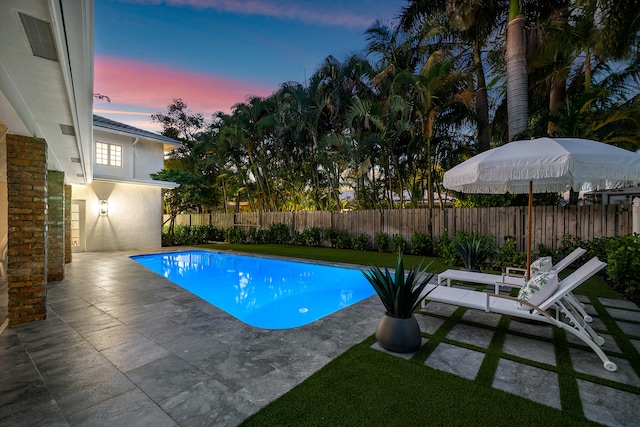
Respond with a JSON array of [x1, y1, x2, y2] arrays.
[[6, 135, 48, 324], [48, 170, 64, 281], [65, 184, 72, 264]]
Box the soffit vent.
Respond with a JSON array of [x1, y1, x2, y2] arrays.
[[60, 124, 76, 136], [19, 12, 59, 62], [70, 157, 80, 163]]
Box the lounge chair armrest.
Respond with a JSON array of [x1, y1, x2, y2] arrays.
[[505, 267, 526, 277], [486, 293, 554, 321], [496, 280, 523, 288], [494, 278, 524, 294]]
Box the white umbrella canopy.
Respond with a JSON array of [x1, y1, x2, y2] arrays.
[[443, 137, 640, 276], [443, 137, 640, 194]]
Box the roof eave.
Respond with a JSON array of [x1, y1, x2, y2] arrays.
[[51, 0, 95, 184]]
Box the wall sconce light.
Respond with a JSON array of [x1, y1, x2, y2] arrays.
[[99, 200, 108, 216]]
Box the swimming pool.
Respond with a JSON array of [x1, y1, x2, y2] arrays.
[[131, 251, 375, 329]]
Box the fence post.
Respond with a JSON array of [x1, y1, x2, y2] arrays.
[[633, 197, 640, 235]]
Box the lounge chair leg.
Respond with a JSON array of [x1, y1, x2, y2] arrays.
[[565, 295, 593, 323], [557, 302, 617, 371]]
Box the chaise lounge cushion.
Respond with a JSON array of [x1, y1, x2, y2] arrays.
[[530, 256, 553, 276], [517, 269, 558, 310]]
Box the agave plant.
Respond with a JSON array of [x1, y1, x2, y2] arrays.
[[362, 254, 435, 319], [454, 233, 494, 271]]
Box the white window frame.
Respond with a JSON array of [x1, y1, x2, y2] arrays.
[[96, 141, 122, 167]]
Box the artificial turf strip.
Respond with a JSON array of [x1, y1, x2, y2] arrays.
[[473, 314, 509, 387], [239, 336, 600, 427], [552, 326, 585, 418]]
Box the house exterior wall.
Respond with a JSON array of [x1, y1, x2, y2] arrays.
[[93, 129, 165, 182], [71, 181, 163, 251]]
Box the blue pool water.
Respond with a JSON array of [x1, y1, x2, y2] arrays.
[[130, 251, 375, 329]]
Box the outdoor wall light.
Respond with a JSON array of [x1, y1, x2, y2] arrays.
[[99, 199, 108, 216]]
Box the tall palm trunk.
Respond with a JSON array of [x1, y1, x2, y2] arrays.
[[506, 3, 528, 140], [474, 42, 491, 152], [547, 81, 565, 135]]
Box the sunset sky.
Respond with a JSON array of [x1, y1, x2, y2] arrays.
[[93, 0, 405, 131]]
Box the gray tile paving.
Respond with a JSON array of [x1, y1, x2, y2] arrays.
[[588, 316, 608, 331], [616, 320, 640, 338], [0, 250, 383, 426], [574, 294, 591, 304], [503, 333, 556, 366], [67, 388, 178, 427], [46, 363, 136, 417], [0, 249, 638, 427], [599, 298, 640, 310], [507, 317, 554, 338], [160, 378, 256, 427], [570, 348, 640, 387], [421, 300, 459, 317], [424, 342, 484, 380], [370, 337, 427, 360], [578, 379, 640, 427], [445, 323, 494, 348], [607, 307, 640, 322], [460, 308, 502, 327], [566, 331, 621, 353], [415, 313, 445, 334], [492, 359, 561, 409]]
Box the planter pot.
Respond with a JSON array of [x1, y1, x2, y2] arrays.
[[375, 313, 422, 353]]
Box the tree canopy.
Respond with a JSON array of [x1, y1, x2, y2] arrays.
[[152, 0, 640, 215]]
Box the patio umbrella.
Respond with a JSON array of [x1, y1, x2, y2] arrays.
[[443, 137, 640, 277]]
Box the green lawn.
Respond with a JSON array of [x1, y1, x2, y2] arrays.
[[195, 244, 637, 426], [239, 336, 602, 427], [197, 243, 449, 271]]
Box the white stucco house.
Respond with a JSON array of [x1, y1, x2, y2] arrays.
[[0, 0, 179, 326], [71, 116, 180, 252]]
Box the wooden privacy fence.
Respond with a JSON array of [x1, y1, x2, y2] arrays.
[[165, 205, 632, 252]]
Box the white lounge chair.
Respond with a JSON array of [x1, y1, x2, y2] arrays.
[[437, 247, 593, 321], [421, 257, 616, 371], [438, 247, 586, 289], [503, 247, 587, 282]]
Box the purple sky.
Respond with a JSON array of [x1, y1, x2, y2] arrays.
[[94, 0, 405, 131]]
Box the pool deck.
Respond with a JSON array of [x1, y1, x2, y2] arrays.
[[1, 249, 639, 426]]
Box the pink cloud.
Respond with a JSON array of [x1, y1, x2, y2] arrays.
[[94, 55, 274, 115], [119, 0, 380, 28]]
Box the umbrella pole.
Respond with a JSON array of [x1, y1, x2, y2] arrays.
[[527, 180, 532, 279]]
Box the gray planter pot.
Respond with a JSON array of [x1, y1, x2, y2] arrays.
[[375, 313, 422, 353]]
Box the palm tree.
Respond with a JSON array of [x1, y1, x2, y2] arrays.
[[413, 50, 472, 209], [506, 0, 528, 140], [347, 94, 414, 208], [400, 0, 507, 152], [526, 0, 640, 146]]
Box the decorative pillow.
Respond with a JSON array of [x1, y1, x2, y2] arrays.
[[517, 270, 558, 310], [530, 256, 553, 276]]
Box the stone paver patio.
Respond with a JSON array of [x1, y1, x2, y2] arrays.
[[1, 249, 639, 426]]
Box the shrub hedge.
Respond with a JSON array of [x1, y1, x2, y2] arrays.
[[162, 225, 639, 301]]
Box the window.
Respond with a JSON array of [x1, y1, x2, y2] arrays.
[[96, 142, 122, 167]]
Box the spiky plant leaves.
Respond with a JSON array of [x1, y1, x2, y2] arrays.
[[363, 253, 435, 318]]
